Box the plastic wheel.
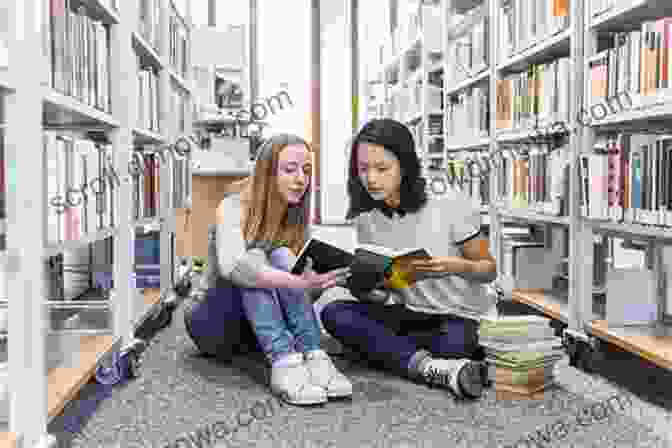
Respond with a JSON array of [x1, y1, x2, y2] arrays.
[[576, 341, 598, 373], [126, 351, 142, 378], [95, 352, 123, 385]]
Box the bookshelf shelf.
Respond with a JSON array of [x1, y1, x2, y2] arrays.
[[589, 320, 672, 370], [588, 91, 672, 128], [42, 89, 119, 128], [132, 127, 166, 145], [46, 334, 118, 420], [82, 0, 121, 25], [445, 136, 490, 151], [1, 0, 195, 443], [132, 32, 164, 69], [44, 228, 117, 259], [134, 288, 162, 329], [496, 29, 571, 73], [134, 216, 161, 230], [586, 220, 672, 242], [496, 207, 570, 226], [589, 0, 666, 31], [444, 69, 489, 96]]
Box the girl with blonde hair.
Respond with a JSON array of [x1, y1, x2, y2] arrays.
[[185, 133, 352, 405]]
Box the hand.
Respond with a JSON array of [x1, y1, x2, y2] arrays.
[[300, 257, 351, 290], [407, 256, 462, 274]]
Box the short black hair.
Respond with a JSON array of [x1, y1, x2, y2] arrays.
[[345, 118, 428, 220]]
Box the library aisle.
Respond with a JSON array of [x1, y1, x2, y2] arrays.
[[46, 296, 672, 447]]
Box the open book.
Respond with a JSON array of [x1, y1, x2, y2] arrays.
[[290, 238, 431, 288]]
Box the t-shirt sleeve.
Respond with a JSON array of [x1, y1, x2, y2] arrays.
[[355, 214, 374, 245], [215, 195, 273, 288], [448, 191, 482, 245]]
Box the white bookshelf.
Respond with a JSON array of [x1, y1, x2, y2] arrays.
[[1, 0, 195, 446], [366, 0, 672, 374]]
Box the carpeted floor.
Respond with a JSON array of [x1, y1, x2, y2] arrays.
[[47, 297, 672, 448]]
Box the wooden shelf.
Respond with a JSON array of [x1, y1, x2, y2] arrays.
[[42, 88, 119, 129], [589, 320, 672, 371], [143, 288, 161, 306], [0, 432, 17, 448], [511, 289, 568, 323], [47, 334, 116, 419]]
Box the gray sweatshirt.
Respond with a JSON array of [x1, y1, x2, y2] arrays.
[[204, 191, 326, 300]]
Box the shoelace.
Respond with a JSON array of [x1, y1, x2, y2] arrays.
[[424, 366, 453, 387]]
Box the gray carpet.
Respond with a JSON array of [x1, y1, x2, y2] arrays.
[[47, 300, 672, 448]]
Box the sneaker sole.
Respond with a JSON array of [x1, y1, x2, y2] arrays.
[[457, 361, 485, 399], [274, 391, 327, 406], [326, 389, 353, 398]]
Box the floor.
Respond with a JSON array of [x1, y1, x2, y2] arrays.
[[46, 225, 672, 447]]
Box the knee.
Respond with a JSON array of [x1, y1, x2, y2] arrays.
[[320, 301, 355, 330], [268, 246, 294, 272]]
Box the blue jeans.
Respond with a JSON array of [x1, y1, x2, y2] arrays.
[[320, 301, 482, 377], [239, 247, 322, 364]]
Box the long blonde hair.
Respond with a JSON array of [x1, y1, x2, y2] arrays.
[[241, 134, 312, 254]]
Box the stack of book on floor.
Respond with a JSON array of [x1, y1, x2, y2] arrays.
[[479, 315, 564, 395]]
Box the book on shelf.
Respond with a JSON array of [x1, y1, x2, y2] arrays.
[[170, 86, 189, 134], [45, 0, 111, 112], [446, 84, 489, 141], [588, 19, 672, 108], [494, 143, 570, 215], [137, 63, 161, 133], [131, 150, 162, 221], [44, 132, 116, 245], [580, 133, 672, 227], [496, 57, 570, 132], [169, 9, 189, 78], [445, 7, 488, 86], [499, 0, 569, 58]]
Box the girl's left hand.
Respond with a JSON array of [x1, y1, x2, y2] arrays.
[[408, 256, 461, 274]]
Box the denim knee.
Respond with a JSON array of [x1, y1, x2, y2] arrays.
[[320, 301, 352, 333], [268, 246, 294, 272]]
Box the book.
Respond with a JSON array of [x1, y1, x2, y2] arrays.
[[290, 239, 431, 288]]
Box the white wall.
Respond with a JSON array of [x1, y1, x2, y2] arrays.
[[319, 0, 352, 224]]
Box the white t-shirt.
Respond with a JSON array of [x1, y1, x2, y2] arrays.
[[355, 189, 498, 321]]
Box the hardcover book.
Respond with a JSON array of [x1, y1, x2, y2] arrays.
[[290, 238, 432, 290]]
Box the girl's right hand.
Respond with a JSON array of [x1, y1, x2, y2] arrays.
[[299, 257, 350, 289]]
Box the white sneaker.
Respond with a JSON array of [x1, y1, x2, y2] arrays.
[[304, 350, 353, 398], [270, 353, 327, 405], [421, 358, 486, 399]]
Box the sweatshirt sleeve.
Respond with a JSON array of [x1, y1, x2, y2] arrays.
[[214, 195, 273, 288]]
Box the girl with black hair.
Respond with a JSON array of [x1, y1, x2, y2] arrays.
[[320, 118, 498, 399]]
